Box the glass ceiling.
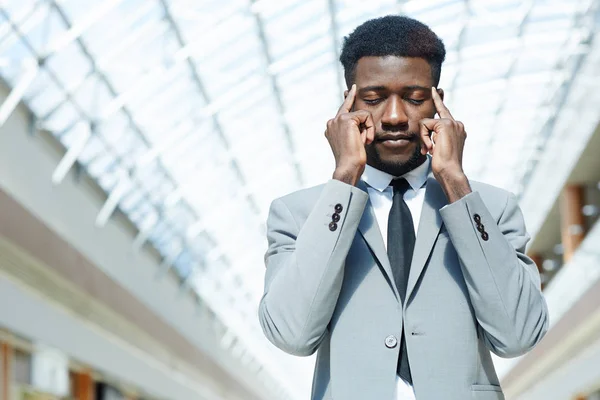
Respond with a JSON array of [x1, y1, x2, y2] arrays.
[[0, 0, 597, 398]]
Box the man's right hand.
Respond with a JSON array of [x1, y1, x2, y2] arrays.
[[325, 84, 375, 186]]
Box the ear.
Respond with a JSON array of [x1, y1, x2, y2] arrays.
[[344, 90, 349, 99], [436, 88, 445, 101]]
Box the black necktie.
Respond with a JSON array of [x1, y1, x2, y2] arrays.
[[388, 178, 415, 384]]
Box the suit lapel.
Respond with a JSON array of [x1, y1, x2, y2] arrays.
[[356, 180, 400, 301], [405, 174, 447, 305]]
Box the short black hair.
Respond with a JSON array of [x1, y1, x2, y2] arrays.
[[340, 15, 446, 87]]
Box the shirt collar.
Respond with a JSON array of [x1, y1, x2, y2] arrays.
[[362, 156, 431, 193]]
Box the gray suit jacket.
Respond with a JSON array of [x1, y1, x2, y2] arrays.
[[259, 173, 548, 400]]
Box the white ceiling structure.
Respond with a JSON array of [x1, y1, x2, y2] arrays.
[[0, 0, 598, 398]]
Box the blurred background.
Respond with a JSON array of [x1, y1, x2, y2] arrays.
[[0, 0, 599, 399]]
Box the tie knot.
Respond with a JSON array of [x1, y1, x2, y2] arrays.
[[391, 178, 411, 195]]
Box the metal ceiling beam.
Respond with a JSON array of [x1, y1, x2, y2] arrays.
[[518, 2, 598, 197], [0, 2, 50, 55], [1, 6, 290, 397], [42, 0, 127, 58], [43, 0, 200, 214], [1, 2, 215, 308], [51, 122, 91, 184], [38, 8, 166, 123], [489, 2, 534, 116], [0, 6, 92, 123], [447, 0, 471, 95], [0, 60, 38, 127], [40, 1, 234, 297], [327, 0, 346, 94], [158, 0, 261, 212], [156, 3, 292, 397], [474, 1, 535, 180], [250, 0, 305, 186]]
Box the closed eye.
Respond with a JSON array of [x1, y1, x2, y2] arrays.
[[363, 98, 383, 105], [407, 99, 425, 105]]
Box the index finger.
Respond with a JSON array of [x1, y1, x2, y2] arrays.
[[337, 84, 356, 116], [431, 87, 454, 120]]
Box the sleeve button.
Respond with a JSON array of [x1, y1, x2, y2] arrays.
[[384, 335, 398, 348], [474, 214, 481, 223], [329, 222, 338, 231], [335, 204, 343, 213], [481, 231, 489, 241], [331, 213, 340, 222]]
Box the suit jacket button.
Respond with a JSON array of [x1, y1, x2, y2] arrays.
[[384, 335, 398, 348], [474, 214, 481, 223], [329, 222, 338, 231], [335, 204, 343, 213], [481, 231, 489, 241], [331, 213, 340, 222]]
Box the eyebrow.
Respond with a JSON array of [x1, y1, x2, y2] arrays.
[[404, 85, 431, 92], [358, 85, 387, 93], [358, 85, 431, 93]]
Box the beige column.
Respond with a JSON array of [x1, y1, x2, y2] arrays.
[[1, 342, 12, 400], [560, 184, 586, 263], [74, 370, 94, 400]]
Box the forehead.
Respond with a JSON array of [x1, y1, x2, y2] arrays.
[[354, 56, 433, 88]]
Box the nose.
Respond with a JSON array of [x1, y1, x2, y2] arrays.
[[381, 95, 408, 127]]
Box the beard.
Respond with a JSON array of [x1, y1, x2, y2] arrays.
[[365, 134, 427, 177]]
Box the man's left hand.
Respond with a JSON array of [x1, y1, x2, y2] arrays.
[[420, 87, 471, 202]]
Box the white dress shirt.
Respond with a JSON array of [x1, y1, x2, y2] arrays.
[[361, 157, 431, 400]]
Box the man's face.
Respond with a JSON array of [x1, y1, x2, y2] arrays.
[[352, 56, 440, 176]]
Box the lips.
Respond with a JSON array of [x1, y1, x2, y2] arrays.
[[376, 134, 415, 142], [375, 134, 416, 150]]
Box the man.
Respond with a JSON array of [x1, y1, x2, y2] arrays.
[[258, 15, 548, 400]]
